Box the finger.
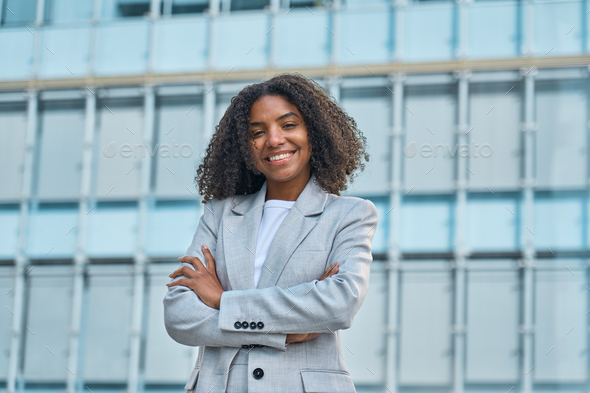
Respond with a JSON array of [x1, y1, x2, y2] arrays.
[[166, 278, 190, 288], [178, 255, 204, 273], [201, 244, 216, 274]]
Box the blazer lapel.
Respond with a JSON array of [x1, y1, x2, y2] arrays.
[[223, 173, 329, 291], [222, 181, 267, 291], [257, 174, 328, 289]]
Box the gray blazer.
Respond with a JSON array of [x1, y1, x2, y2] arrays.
[[163, 173, 378, 393]]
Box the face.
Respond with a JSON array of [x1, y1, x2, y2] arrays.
[[247, 95, 312, 184]]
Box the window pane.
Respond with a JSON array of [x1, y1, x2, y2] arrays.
[[535, 80, 587, 189], [44, 0, 93, 22], [23, 267, 73, 382], [0, 267, 15, 380], [230, 0, 269, 11], [399, 269, 452, 385], [403, 84, 456, 193], [340, 86, 390, 196], [341, 265, 386, 384], [154, 97, 203, 198], [144, 264, 198, 383], [1, 0, 37, 25], [466, 266, 519, 382], [0, 103, 27, 201], [83, 268, 133, 382], [534, 263, 587, 382], [468, 82, 521, 191], [95, 99, 143, 199], [37, 101, 85, 200]]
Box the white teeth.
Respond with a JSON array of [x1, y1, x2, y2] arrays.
[[268, 152, 294, 162]]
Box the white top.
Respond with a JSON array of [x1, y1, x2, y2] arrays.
[[253, 199, 296, 288]]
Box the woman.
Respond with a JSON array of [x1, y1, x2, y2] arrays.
[[163, 73, 378, 393]]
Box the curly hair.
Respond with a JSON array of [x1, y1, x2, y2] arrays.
[[195, 72, 369, 203]]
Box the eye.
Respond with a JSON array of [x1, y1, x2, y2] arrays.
[[284, 123, 296, 129], [252, 131, 263, 137]]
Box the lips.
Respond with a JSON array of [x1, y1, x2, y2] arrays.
[[266, 151, 295, 162]]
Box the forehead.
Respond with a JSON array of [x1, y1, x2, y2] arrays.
[[249, 95, 300, 118]]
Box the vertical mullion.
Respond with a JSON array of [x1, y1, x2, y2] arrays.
[[385, 72, 404, 393], [520, 67, 537, 393], [393, 0, 404, 62], [65, 88, 96, 393], [127, 85, 155, 393], [8, 89, 38, 393], [453, 71, 469, 393]]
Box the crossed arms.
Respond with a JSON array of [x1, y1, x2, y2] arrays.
[[162, 198, 378, 352]]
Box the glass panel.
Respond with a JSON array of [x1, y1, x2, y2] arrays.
[[275, 10, 330, 68], [534, 2, 582, 56], [468, 2, 519, 58], [399, 269, 452, 385], [23, 268, 72, 382], [0, 103, 27, 201], [338, 7, 390, 65], [534, 195, 584, 251], [0, 206, 20, 258], [86, 203, 138, 257], [214, 14, 268, 70], [230, 0, 270, 11], [27, 204, 78, 258], [466, 267, 519, 382], [0, 267, 15, 379], [1, 0, 37, 26], [152, 18, 208, 73], [403, 84, 456, 194], [37, 100, 85, 200], [400, 198, 453, 252], [95, 98, 143, 199], [95, 21, 149, 75], [0, 30, 35, 80], [39, 27, 92, 79], [403, 4, 454, 61], [154, 97, 203, 198], [146, 203, 200, 257], [341, 265, 386, 384], [535, 80, 587, 189], [83, 271, 133, 382], [534, 263, 587, 382], [44, 0, 93, 22], [466, 196, 519, 252], [468, 82, 521, 191], [144, 264, 198, 382], [340, 86, 391, 196]]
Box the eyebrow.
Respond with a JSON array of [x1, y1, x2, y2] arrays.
[[248, 112, 300, 128]]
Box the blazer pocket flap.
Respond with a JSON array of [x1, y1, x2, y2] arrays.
[[300, 370, 356, 393], [184, 367, 200, 393]]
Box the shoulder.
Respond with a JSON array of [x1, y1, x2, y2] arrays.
[[323, 193, 378, 221]]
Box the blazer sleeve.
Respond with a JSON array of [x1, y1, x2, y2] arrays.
[[163, 199, 289, 351], [217, 199, 378, 335]]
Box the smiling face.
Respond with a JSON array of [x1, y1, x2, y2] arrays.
[[247, 94, 312, 186]]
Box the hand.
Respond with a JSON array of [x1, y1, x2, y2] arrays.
[[285, 262, 339, 344], [166, 245, 225, 310]]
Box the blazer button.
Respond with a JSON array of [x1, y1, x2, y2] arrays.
[[241, 321, 249, 329], [250, 322, 257, 329], [253, 368, 264, 380], [257, 321, 264, 329], [234, 321, 242, 329]]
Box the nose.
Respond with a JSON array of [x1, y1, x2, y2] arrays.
[[266, 124, 286, 147]]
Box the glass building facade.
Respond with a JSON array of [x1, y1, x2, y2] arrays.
[[0, 0, 588, 392]]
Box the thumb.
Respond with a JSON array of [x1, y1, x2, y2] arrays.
[[202, 244, 216, 274]]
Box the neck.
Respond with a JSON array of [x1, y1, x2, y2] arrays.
[[264, 171, 311, 202]]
